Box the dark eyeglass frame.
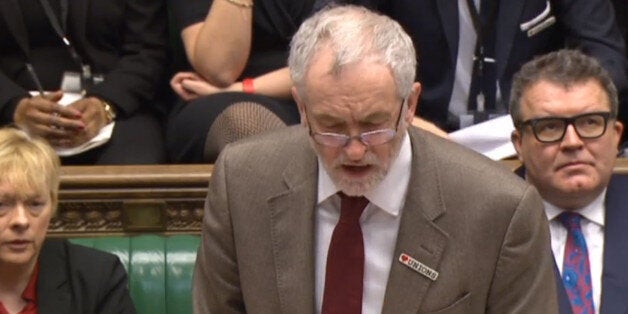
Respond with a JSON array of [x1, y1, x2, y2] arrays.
[[305, 99, 405, 148], [517, 111, 613, 143]]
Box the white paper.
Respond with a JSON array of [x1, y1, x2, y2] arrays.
[[30, 91, 115, 156], [449, 115, 517, 160]]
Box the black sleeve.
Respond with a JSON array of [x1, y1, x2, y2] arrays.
[[95, 255, 137, 314], [38, 239, 137, 313], [66, 241, 137, 313], [0, 95, 27, 125], [168, 0, 212, 32], [0, 70, 29, 125], [84, 0, 168, 118]]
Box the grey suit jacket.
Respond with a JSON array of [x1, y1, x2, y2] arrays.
[[193, 125, 558, 313]]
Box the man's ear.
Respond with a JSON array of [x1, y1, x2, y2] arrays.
[[613, 120, 624, 147], [405, 82, 421, 124], [511, 129, 524, 162], [292, 86, 308, 127]]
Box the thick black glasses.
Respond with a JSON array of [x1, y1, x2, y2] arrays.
[[307, 100, 405, 147], [518, 111, 612, 143]]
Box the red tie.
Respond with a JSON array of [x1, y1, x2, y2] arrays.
[[322, 193, 369, 314]]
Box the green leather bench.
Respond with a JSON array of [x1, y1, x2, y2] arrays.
[[69, 235, 200, 314]]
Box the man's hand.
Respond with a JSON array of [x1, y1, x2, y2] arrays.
[[14, 91, 85, 147]]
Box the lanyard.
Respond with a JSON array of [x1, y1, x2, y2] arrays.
[[38, 0, 68, 34], [37, 0, 91, 82], [464, 0, 499, 72]]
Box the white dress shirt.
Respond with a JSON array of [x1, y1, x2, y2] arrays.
[[449, 0, 477, 118], [314, 132, 412, 314], [450, 0, 503, 128], [544, 190, 606, 314]]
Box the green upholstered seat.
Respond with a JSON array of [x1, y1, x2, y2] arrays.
[[69, 235, 200, 314]]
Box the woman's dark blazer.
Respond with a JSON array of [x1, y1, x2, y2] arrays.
[[36, 239, 136, 314]]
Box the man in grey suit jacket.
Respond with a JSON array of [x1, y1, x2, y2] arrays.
[[510, 50, 627, 314], [193, 5, 558, 313]]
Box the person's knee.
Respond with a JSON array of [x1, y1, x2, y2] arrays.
[[203, 102, 287, 162]]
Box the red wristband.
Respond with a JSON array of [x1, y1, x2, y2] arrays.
[[242, 78, 255, 94]]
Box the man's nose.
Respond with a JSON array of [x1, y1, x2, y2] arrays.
[[343, 137, 368, 161], [560, 124, 585, 149]]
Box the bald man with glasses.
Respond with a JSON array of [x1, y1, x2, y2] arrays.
[[193, 6, 558, 313], [510, 49, 627, 314]]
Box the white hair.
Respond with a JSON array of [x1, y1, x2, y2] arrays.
[[289, 5, 417, 100]]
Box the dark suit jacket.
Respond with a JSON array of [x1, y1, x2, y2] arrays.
[[0, 0, 169, 163], [597, 174, 628, 314], [326, 0, 628, 130], [0, 0, 168, 118], [515, 169, 628, 314], [554, 174, 628, 314], [37, 238, 136, 314], [193, 126, 559, 313], [611, 0, 627, 57]]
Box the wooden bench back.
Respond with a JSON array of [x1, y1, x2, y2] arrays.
[[52, 164, 212, 237], [52, 158, 628, 237]]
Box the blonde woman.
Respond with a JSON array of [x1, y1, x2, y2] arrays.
[[0, 127, 135, 313]]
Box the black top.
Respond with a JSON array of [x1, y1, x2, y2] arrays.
[[0, 0, 77, 90], [37, 239, 136, 314], [169, 0, 315, 78]]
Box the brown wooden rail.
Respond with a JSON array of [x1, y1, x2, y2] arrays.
[[52, 164, 212, 237], [51, 158, 628, 237]]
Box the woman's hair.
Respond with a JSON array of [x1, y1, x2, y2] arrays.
[[0, 127, 60, 212]]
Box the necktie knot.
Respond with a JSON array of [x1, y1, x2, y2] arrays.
[[558, 212, 583, 233], [338, 193, 369, 223]]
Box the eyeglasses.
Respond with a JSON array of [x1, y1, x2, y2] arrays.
[[517, 111, 612, 143], [307, 100, 405, 147]]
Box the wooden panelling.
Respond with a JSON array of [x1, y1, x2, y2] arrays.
[[51, 158, 628, 236], [51, 164, 212, 237]]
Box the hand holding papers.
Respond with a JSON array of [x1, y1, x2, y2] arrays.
[[30, 92, 115, 156]]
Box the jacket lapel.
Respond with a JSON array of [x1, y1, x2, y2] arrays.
[[268, 140, 318, 314], [494, 0, 525, 81], [381, 130, 449, 313], [600, 175, 628, 314], [0, 0, 30, 56], [37, 240, 72, 314], [435, 0, 459, 68]]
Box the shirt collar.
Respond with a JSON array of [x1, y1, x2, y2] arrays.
[[317, 131, 412, 217], [544, 188, 606, 227]]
